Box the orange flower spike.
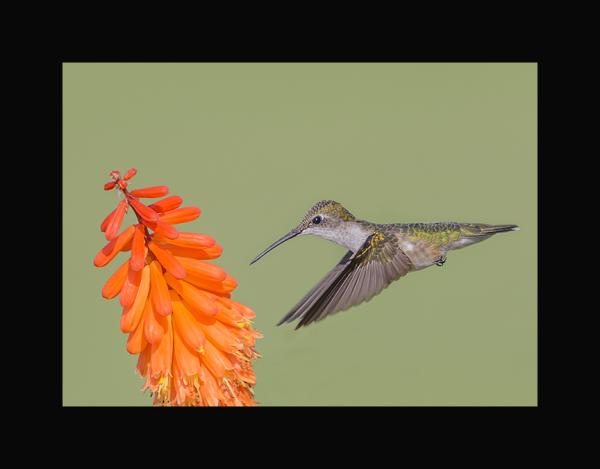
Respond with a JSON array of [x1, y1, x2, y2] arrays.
[[130, 224, 146, 272], [148, 195, 183, 213], [120, 265, 150, 333], [102, 259, 129, 299], [96, 168, 260, 406], [120, 267, 142, 308], [149, 260, 172, 316], [143, 300, 166, 344], [105, 200, 128, 241], [94, 225, 136, 267], [159, 206, 201, 225], [148, 241, 186, 279], [129, 186, 170, 198], [129, 198, 160, 223]]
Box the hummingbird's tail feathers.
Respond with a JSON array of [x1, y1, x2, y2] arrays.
[[448, 223, 518, 250], [486, 224, 520, 233]]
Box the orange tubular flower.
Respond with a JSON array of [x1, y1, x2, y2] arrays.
[[94, 168, 261, 406]]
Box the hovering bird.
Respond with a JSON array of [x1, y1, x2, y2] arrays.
[[250, 200, 519, 329]]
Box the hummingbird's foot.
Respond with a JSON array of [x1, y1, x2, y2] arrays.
[[434, 255, 446, 267]]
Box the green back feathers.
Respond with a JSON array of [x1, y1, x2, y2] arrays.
[[405, 222, 462, 247]]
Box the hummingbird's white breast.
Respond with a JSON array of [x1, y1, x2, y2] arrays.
[[305, 221, 372, 253]]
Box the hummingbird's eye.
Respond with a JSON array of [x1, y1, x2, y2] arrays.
[[312, 216, 322, 225]]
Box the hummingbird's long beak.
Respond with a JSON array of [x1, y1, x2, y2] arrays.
[[250, 229, 300, 265]]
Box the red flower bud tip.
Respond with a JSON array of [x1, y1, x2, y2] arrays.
[[123, 168, 137, 180], [129, 186, 170, 199], [129, 198, 160, 222], [110, 170, 121, 181], [104, 181, 116, 191]]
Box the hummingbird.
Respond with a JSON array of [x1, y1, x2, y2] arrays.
[[250, 200, 519, 329]]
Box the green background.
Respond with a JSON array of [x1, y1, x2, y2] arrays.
[[63, 63, 537, 406]]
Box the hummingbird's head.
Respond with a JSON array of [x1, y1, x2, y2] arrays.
[[250, 200, 356, 264], [296, 200, 356, 234]]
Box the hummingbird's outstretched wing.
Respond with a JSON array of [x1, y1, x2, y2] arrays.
[[277, 231, 413, 329]]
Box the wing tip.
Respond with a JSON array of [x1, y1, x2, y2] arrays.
[[275, 308, 315, 329], [294, 316, 314, 329], [276, 310, 298, 326]]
